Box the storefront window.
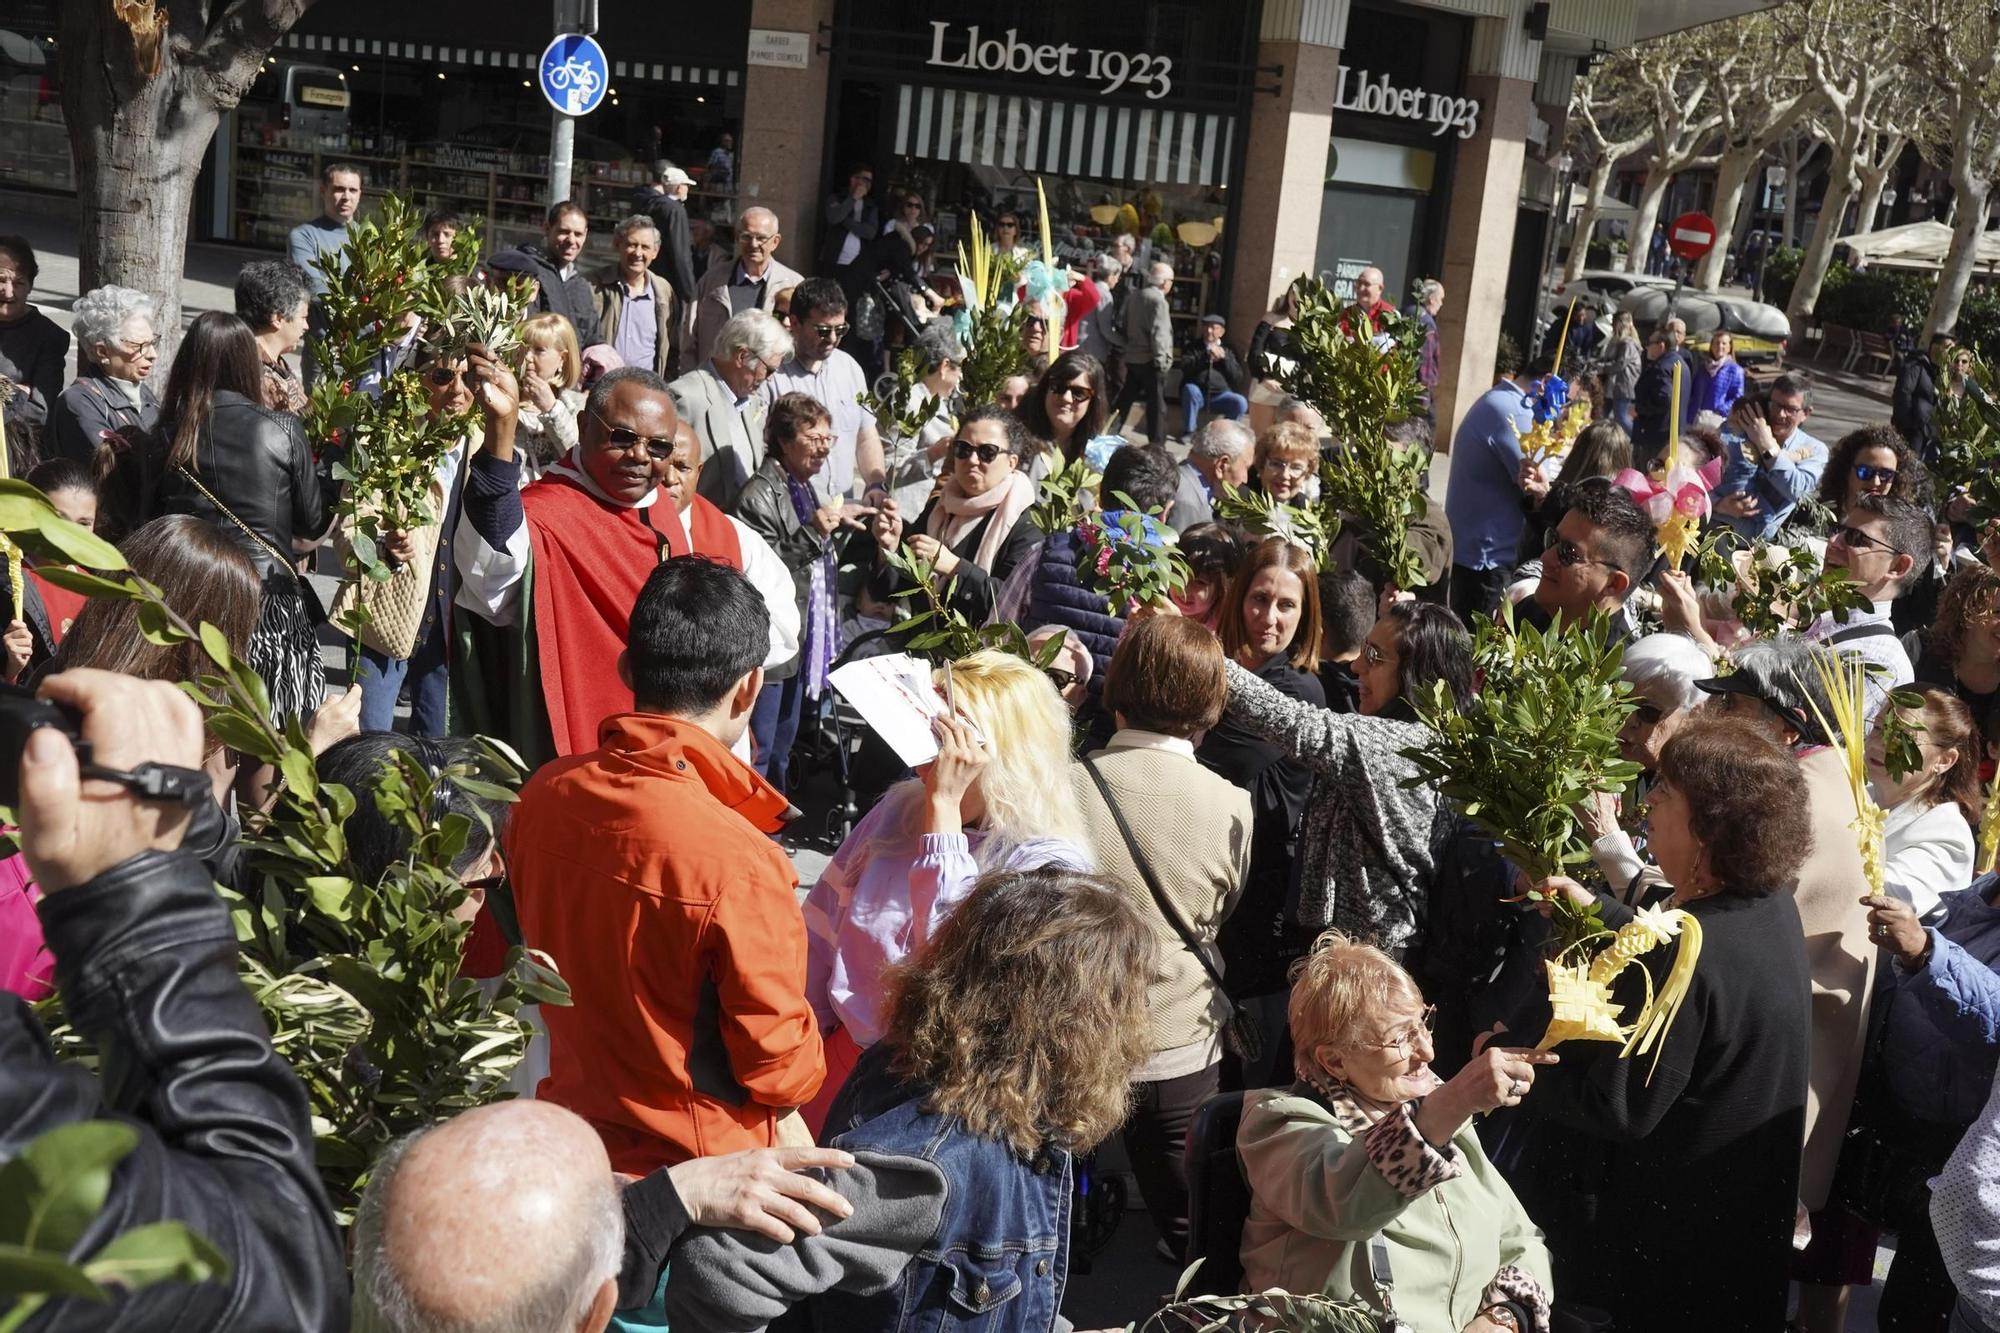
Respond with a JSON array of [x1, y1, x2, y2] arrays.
[[0, 5, 72, 196]]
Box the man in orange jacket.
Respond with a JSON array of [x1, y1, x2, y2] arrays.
[[506, 555, 825, 1174]]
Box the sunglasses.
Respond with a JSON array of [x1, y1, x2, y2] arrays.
[[1055, 384, 1095, 403], [1043, 667, 1077, 691], [1550, 537, 1618, 571], [1832, 523, 1891, 553], [808, 322, 848, 341], [952, 440, 1006, 464], [1854, 464, 1898, 487], [426, 366, 468, 387], [588, 410, 676, 461]]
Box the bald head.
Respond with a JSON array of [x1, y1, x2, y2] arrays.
[[1355, 267, 1385, 308], [354, 1101, 623, 1333]]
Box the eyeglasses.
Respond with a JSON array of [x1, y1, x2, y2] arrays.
[[1265, 458, 1312, 478], [425, 366, 467, 387], [738, 230, 777, 246], [1355, 1005, 1437, 1055], [952, 440, 1006, 464], [807, 322, 849, 342], [119, 338, 159, 356], [1768, 398, 1808, 418], [1630, 702, 1665, 725], [1055, 384, 1095, 403], [1854, 464, 1898, 487], [587, 410, 676, 461], [795, 431, 836, 449], [1831, 523, 1891, 554], [1043, 667, 1077, 691], [1361, 640, 1392, 668], [1549, 537, 1619, 571]]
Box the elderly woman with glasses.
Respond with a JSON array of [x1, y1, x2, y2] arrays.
[[731, 392, 846, 795], [51, 284, 161, 471], [869, 405, 1041, 625], [1238, 929, 1555, 1333], [1253, 420, 1318, 508]]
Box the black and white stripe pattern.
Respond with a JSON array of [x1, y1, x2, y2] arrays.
[[890, 85, 1234, 189], [248, 580, 327, 729], [278, 32, 739, 88]]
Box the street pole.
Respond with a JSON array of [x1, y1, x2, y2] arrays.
[[547, 0, 597, 205]]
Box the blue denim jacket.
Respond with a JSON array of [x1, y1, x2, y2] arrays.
[[816, 1045, 1073, 1333]]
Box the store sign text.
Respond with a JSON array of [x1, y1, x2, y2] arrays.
[[1335, 66, 1479, 140], [926, 23, 1173, 100]]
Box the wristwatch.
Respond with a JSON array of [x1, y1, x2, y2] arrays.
[[1482, 1304, 1522, 1331]]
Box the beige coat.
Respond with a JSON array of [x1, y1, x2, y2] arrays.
[[1792, 745, 1875, 1209]]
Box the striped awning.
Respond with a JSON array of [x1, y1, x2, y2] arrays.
[[276, 32, 739, 88], [891, 85, 1235, 190]]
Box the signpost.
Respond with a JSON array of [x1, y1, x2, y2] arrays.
[[541, 29, 608, 203], [1666, 211, 1719, 262]]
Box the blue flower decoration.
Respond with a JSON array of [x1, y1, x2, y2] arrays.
[[1533, 372, 1571, 424], [1082, 433, 1127, 473]]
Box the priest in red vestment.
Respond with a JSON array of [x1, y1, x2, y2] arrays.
[[453, 357, 798, 768]]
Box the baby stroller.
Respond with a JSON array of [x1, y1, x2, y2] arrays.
[[791, 626, 901, 844]]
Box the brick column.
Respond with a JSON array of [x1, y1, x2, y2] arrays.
[[1225, 0, 1347, 341], [1432, 13, 1541, 444], [738, 0, 835, 259]]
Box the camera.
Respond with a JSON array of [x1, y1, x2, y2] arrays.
[[0, 685, 86, 809]]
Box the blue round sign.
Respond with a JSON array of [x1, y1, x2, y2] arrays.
[[539, 33, 609, 117]]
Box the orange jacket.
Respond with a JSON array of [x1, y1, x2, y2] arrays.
[[506, 711, 825, 1173]]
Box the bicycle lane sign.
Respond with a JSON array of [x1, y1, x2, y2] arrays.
[[539, 33, 609, 116]]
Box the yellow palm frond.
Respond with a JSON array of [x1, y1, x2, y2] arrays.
[[1799, 647, 1886, 893]]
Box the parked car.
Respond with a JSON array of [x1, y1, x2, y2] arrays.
[[1542, 268, 1675, 324], [1617, 288, 1791, 368]]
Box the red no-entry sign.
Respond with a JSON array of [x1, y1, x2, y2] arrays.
[[1667, 212, 1719, 261]]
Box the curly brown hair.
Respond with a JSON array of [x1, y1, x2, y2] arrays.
[[1656, 715, 1811, 897], [1925, 563, 2000, 674], [882, 867, 1157, 1157]]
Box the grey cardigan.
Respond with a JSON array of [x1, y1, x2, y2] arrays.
[[1222, 659, 1441, 953]]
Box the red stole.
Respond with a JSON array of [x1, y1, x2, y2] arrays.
[[522, 476, 744, 757]]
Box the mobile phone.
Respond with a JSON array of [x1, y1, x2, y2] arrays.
[[942, 659, 957, 716]]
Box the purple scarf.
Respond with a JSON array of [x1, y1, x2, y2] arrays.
[[785, 472, 838, 697]]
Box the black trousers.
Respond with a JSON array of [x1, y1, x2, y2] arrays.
[[1115, 360, 1167, 443], [1449, 563, 1513, 626], [1123, 1061, 1220, 1259]]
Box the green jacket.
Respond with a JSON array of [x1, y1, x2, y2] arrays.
[[1237, 1083, 1553, 1331]]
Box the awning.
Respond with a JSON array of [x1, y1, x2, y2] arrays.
[[1834, 218, 2000, 273], [275, 31, 739, 89], [891, 85, 1235, 190]]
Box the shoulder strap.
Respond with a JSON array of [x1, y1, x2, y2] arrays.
[[1082, 756, 1228, 994], [1825, 620, 1895, 646], [172, 461, 297, 576]]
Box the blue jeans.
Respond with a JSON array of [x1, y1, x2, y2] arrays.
[[1183, 384, 1248, 437], [1608, 397, 1634, 435], [748, 673, 807, 796], [358, 618, 448, 736]]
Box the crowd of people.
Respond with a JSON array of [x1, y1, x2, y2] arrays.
[[4, 149, 2000, 1333]]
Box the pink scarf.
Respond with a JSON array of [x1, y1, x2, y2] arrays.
[[926, 470, 1036, 573]]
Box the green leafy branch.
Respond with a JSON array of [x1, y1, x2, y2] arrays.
[[0, 479, 567, 1218], [1027, 456, 1102, 538], [1401, 602, 1642, 922], [1935, 353, 2000, 518], [955, 299, 1030, 412], [0, 1123, 228, 1331], [885, 544, 1062, 669], [1693, 530, 1873, 636], [1213, 482, 1337, 565], [858, 348, 942, 446]]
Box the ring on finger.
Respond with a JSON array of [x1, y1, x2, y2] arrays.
[[1509, 1079, 1528, 1098]]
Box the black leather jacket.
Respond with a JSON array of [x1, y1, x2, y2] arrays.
[[156, 391, 332, 576], [731, 456, 823, 681], [3, 849, 347, 1330]]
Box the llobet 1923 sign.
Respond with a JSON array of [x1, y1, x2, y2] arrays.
[[925, 22, 1173, 100], [1335, 65, 1480, 140]]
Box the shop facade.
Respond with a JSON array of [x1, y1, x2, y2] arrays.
[[818, 0, 1264, 343]]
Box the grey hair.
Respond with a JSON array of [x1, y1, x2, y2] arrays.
[[715, 308, 794, 366], [612, 213, 662, 244], [1418, 278, 1444, 303], [352, 1126, 624, 1333], [915, 319, 965, 368], [1191, 417, 1253, 461], [72, 285, 156, 354], [1622, 633, 1715, 715], [585, 365, 673, 420], [741, 205, 780, 233], [1149, 261, 1175, 286], [1725, 636, 1838, 746], [1091, 253, 1123, 283]]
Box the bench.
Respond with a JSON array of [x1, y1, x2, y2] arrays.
[[1852, 330, 1896, 377]]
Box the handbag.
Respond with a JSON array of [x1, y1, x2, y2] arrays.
[[329, 513, 439, 660], [1082, 758, 1263, 1065], [1831, 1006, 1948, 1233]]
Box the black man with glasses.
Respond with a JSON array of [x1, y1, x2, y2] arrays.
[[456, 359, 798, 768], [1711, 374, 1826, 540], [760, 276, 888, 511]]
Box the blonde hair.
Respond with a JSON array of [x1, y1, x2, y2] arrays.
[[880, 650, 1085, 860], [1288, 930, 1425, 1055], [1255, 420, 1318, 470], [519, 312, 582, 390], [884, 867, 1156, 1155]]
